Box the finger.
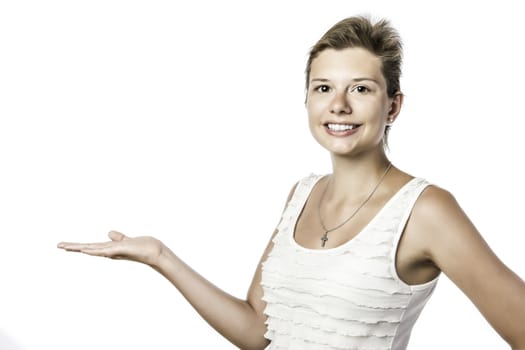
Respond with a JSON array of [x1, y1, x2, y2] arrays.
[[57, 241, 115, 252], [80, 246, 120, 258], [57, 242, 86, 251], [108, 231, 128, 242]]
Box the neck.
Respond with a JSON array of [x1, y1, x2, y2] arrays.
[[328, 151, 391, 198]]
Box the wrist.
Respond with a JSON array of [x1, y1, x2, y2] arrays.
[[148, 239, 169, 269]]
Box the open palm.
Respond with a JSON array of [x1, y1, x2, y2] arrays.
[[57, 231, 163, 266]]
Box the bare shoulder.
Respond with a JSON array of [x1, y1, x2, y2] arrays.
[[415, 183, 458, 211], [408, 183, 525, 347], [411, 184, 465, 227], [405, 183, 477, 259]]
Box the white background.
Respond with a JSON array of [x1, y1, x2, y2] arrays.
[[1, 0, 524, 349]]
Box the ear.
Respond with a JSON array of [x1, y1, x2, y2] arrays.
[[386, 92, 403, 125]]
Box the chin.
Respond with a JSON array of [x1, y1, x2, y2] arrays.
[[327, 147, 359, 157], [327, 141, 360, 153]]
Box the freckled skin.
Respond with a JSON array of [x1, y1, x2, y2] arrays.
[[306, 48, 396, 158], [57, 36, 525, 350]]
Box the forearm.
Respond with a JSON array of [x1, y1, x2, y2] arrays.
[[150, 244, 269, 350]]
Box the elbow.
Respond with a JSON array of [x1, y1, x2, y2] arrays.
[[240, 325, 270, 350], [510, 340, 525, 350], [242, 342, 269, 350], [507, 330, 525, 350], [237, 327, 269, 350], [236, 338, 269, 350]]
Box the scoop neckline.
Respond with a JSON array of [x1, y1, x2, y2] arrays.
[[290, 176, 419, 253]]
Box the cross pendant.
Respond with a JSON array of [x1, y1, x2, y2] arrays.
[[321, 232, 329, 247]]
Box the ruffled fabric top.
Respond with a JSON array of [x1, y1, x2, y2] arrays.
[[261, 174, 438, 350]]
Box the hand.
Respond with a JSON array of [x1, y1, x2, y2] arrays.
[[57, 231, 164, 266]]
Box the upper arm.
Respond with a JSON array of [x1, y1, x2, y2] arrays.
[[246, 182, 298, 321], [413, 186, 525, 348]]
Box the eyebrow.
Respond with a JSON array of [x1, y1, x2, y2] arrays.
[[310, 77, 380, 84]]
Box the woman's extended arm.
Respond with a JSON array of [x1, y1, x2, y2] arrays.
[[58, 230, 272, 350], [57, 184, 297, 350], [410, 186, 525, 349]]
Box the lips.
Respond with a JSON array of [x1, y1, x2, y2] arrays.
[[326, 123, 361, 131], [324, 122, 362, 135]]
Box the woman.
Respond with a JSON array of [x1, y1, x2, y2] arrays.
[[58, 16, 525, 349]]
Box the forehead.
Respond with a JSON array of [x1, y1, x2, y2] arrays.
[[310, 47, 384, 84]]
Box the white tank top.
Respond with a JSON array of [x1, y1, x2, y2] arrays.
[[261, 174, 438, 350]]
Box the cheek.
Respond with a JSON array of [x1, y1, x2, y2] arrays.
[[306, 96, 325, 118], [360, 99, 388, 118], [305, 102, 321, 132], [307, 105, 322, 129]]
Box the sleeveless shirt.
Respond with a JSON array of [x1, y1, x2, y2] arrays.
[[261, 174, 438, 350]]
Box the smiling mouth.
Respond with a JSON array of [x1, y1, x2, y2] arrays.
[[325, 123, 362, 132]]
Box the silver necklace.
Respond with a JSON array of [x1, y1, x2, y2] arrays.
[[318, 163, 392, 247]]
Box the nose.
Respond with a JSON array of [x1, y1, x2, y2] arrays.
[[330, 92, 351, 115]]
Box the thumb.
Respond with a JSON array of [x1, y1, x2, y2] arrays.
[[108, 231, 128, 242]]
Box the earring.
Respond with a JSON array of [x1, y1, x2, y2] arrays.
[[387, 118, 393, 126]]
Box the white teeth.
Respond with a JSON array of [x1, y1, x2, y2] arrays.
[[327, 123, 358, 131]]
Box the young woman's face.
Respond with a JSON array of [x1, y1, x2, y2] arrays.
[[306, 47, 397, 157]]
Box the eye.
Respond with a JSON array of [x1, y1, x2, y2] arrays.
[[314, 85, 331, 93], [351, 85, 370, 94]]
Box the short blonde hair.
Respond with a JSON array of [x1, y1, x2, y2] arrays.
[[305, 15, 403, 97], [305, 16, 403, 147]]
